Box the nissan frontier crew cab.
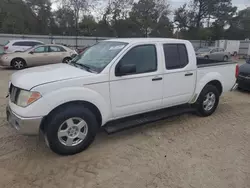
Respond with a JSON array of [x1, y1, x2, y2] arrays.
[[6, 38, 238, 155]]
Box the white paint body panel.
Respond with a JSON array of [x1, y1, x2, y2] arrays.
[[8, 38, 237, 126]]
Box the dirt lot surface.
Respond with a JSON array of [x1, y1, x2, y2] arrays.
[[0, 68, 250, 188]]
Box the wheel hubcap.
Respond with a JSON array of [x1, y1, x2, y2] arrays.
[[58, 117, 88, 146], [14, 61, 24, 69], [203, 92, 216, 111]]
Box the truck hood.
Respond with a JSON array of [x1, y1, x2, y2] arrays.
[[11, 63, 94, 90]]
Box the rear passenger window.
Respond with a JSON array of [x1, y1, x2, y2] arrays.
[[163, 44, 188, 70], [13, 41, 42, 46], [13, 42, 29, 46]]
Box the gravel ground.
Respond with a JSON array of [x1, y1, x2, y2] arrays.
[[0, 67, 250, 188]]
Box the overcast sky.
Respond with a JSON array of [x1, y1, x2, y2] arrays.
[[169, 0, 250, 10], [52, 0, 250, 16]]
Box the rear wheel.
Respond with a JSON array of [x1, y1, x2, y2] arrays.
[[194, 85, 220, 117], [11, 58, 26, 70], [205, 56, 209, 59], [44, 104, 98, 155]]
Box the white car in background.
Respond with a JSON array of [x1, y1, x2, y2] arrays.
[[3, 40, 44, 53]]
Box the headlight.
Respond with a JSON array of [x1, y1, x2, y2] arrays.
[[16, 90, 41, 107]]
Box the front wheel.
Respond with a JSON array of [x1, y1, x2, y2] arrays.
[[62, 57, 71, 64], [194, 85, 220, 117], [44, 105, 98, 155]]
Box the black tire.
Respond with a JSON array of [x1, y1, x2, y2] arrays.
[[223, 55, 228, 61], [194, 84, 220, 117], [44, 104, 99, 155], [205, 56, 209, 59], [11, 58, 26, 70], [62, 57, 71, 63], [233, 52, 237, 57]]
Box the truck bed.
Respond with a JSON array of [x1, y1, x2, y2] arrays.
[[196, 57, 236, 67], [196, 59, 237, 93]]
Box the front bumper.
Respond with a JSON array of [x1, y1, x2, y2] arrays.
[[6, 105, 43, 135], [237, 76, 250, 90], [0, 58, 11, 67]]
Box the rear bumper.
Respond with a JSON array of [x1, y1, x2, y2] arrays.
[[6, 105, 43, 135]]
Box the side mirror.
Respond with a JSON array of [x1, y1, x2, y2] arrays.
[[29, 51, 34, 54], [116, 64, 136, 76]]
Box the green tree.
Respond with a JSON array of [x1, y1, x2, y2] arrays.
[[26, 0, 54, 34], [0, 0, 38, 34], [79, 15, 97, 36], [54, 6, 76, 35], [130, 0, 170, 37]]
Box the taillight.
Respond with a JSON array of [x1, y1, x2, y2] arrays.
[[4, 46, 8, 51], [235, 64, 239, 78]]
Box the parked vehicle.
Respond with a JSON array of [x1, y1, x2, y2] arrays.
[[196, 47, 230, 61], [0, 44, 77, 69], [216, 40, 240, 56], [3, 40, 44, 53], [237, 58, 250, 90], [6, 38, 238, 155]]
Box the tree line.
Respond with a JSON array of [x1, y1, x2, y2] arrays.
[[0, 0, 249, 40]]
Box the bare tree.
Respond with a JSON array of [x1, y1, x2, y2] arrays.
[[60, 0, 93, 46]]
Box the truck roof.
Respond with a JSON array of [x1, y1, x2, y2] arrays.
[[106, 38, 188, 44]]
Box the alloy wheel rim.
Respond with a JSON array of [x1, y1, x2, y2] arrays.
[[203, 92, 216, 111], [57, 117, 88, 146], [14, 61, 24, 69]]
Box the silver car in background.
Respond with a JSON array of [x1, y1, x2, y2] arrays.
[[0, 44, 77, 69], [196, 47, 230, 61]]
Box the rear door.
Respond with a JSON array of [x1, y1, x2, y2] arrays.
[[12, 41, 30, 52], [162, 43, 196, 107], [48, 46, 68, 63]]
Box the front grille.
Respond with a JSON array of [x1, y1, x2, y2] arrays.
[[9, 84, 20, 104]]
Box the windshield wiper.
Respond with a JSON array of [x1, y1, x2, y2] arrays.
[[70, 62, 97, 73]]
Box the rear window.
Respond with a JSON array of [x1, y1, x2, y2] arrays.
[[13, 42, 30, 46], [163, 44, 189, 70], [13, 41, 43, 47]]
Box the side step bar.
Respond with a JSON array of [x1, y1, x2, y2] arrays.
[[103, 104, 195, 134]]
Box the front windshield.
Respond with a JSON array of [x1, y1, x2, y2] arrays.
[[70, 41, 128, 73], [197, 48, 211, 53]]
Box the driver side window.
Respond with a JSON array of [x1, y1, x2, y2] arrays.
[[211, 49, 218, 53], [116, 44, 157, 76]]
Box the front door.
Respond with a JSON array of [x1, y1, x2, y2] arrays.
[[27, 46, 51, 66], [110, 44, 163, 118]]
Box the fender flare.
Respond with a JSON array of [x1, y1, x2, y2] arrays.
[[191, 72, 223, 103], [39, 87, 112, 125]]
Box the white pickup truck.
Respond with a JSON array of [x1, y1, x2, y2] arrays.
[[6, 38, 238, 155]]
